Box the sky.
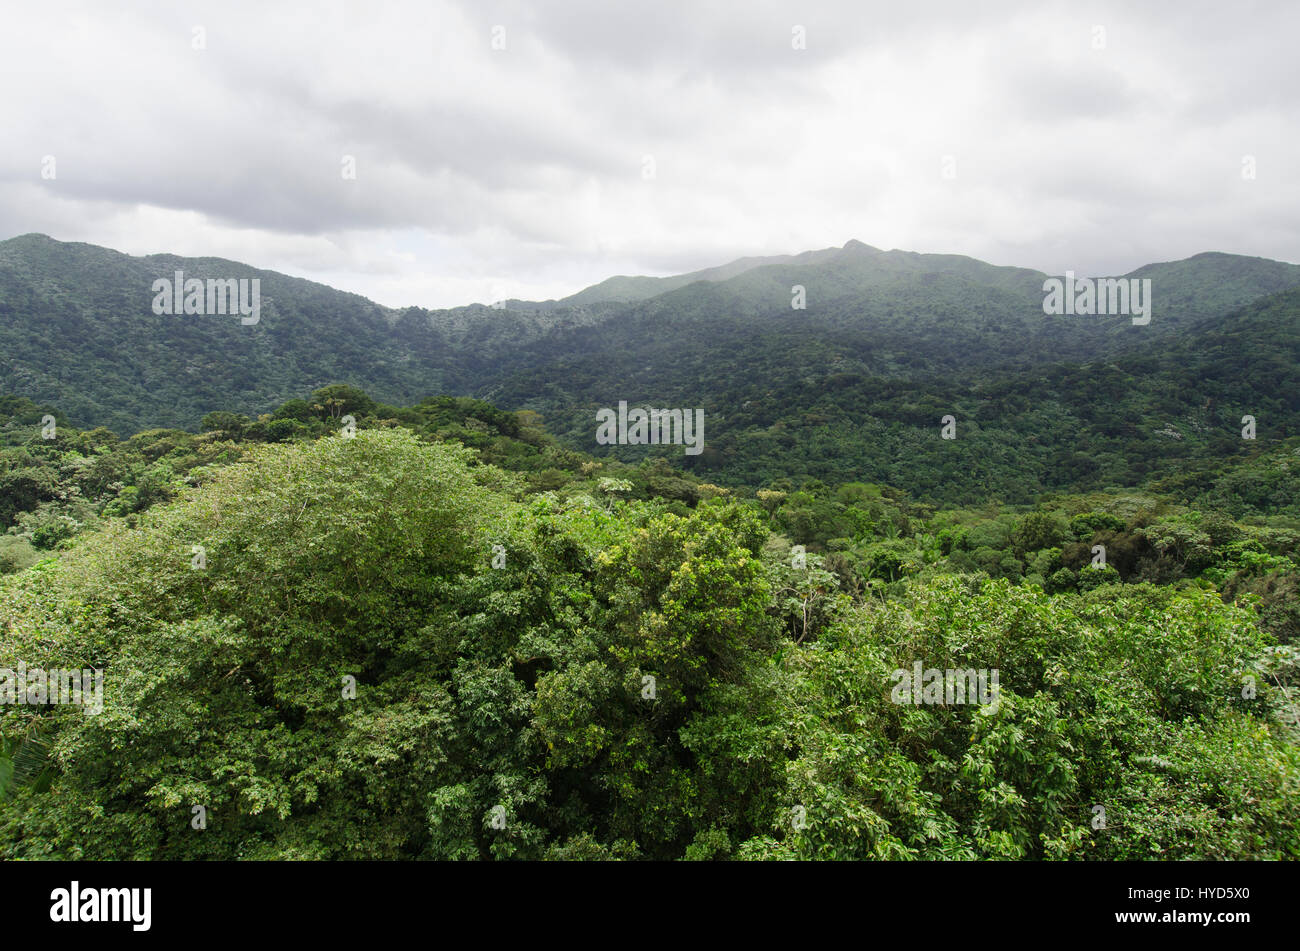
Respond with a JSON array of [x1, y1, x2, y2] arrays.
[[2, 0, 1297, 309]]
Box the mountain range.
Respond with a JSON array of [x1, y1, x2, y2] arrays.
[[2, 233, 1298, 502]]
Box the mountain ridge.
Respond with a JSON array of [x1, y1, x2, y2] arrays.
[[3, 234, 1300, 461]]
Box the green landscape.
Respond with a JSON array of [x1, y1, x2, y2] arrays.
[[1, 236, 1297, 860]]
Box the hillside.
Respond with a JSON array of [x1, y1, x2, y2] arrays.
[[2, 234, 1299, 499], [3, 383, 1298, 860]]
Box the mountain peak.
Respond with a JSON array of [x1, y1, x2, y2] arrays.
[[3, 233, 56, 245]]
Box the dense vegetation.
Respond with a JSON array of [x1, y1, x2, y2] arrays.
[[2, 386, 1296, 859], [3, 237, 1297, 859]]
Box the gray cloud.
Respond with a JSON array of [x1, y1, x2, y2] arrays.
[[0, 0, 1296, 307]]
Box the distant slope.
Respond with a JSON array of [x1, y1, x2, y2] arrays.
[[482, 241, 1300, 433], [2, 233, 1298, 462], [0, 234, 458, 433], [676, 285, 1300, 501]]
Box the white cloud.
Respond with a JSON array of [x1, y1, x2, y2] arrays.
[[1, 0, 1296, 307]]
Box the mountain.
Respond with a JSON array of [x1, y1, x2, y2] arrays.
[[479, 242, 1300, 439], [0, 234, 448, 433], [2, 234, 1299, 502]]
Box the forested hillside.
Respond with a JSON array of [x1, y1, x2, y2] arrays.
[[1, 386, 1297, 859], [4, 235, 1299, 478]]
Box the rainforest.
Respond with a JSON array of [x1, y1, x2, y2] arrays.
[[0, 343, 1296, 859]]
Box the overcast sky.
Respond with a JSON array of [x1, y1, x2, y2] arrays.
[[2, 0, 1297, 309]]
